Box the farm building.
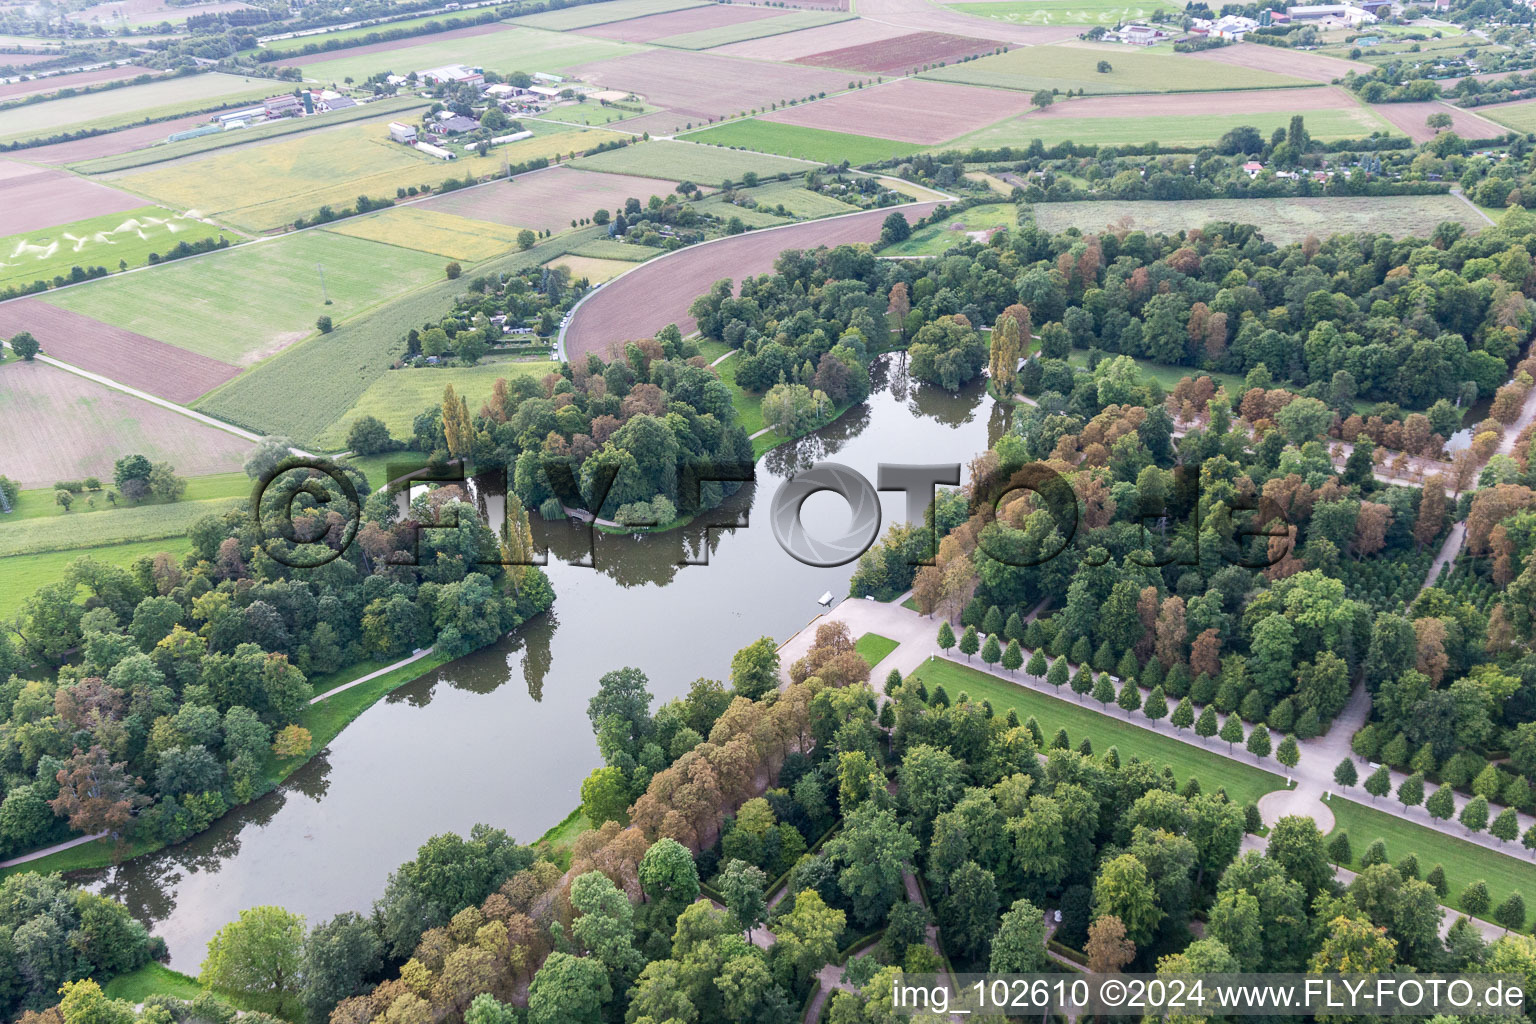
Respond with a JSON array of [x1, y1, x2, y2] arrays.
[[1285, 3, 1377, 22], [431, 112, 481, 134], [489, 130, 533, 145], [527, 84, 565, 99], [414, 140, 457, 160], [388, 121, 417, 143], [217, 105, 265, 125], [532, 72, 563, 83], [264, 93, 302, 117], [418, 63, 484, 87]]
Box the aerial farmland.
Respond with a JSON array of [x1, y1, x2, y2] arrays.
[[6, 0, 1536, 1018]]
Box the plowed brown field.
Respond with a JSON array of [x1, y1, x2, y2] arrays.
[[564, 202, 938, 361], [795, 30, 994, 73], [1369, 99, 1505, 143], [418, 165, 685, 233], [0, 65, 153, 102], [1186, 42, 1367, 82], [564, 49, 852, 121], [0, 158, 144, 234], [763, 77, 1034, 143], [0, 298, 241, 403]]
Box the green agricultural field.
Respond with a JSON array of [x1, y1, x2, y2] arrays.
[[67, 96, 431, 174], [695, 193, 790, 227], [315, 360, 558, 448], [1479, 99, 1536, 133], [0, 495, 243, 557], [912, 657, 1287, 806], [855, 632, 900, 668], [0, 537, 193, 618], [945, 106, 1396, 150], [111, 117, 622, 232], [656, 9, 852, 48], [256, 12, 497, 56], [536, 100, 660, 126], [325, 207, 528, 260], [197, 230, 603, 442], [1327, 797, 1536, 932], [881, 202, 1018, 256], [569, 238, 664, 260], [44, 232, 444, 365], [297, 26, 638, 84], [743, 180, 860, 218], [570, 138, 816, 184], [1033, 195, 1489, 244], [682, 120, 918, 164], [510, 0, 706, 30], [921, 42, 1310, 94], [0, 206, 226, 291], [948, 0, 1180, 24], [0, 73, 272, 145]]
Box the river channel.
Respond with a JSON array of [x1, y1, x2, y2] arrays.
[[77, 355, 1008, 969]]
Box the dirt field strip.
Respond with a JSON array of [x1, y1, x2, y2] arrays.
[[417, 164, 688, 234], [0, 298, 241, 403], [16, 112, 217, 164], [0, 157, 147, 235], [795, 29, 995, 73], [1369, 99, 1507, 142], [578, 3, 785, 41], [563, 48, 853, 122], [561, 200, 939, 362], [1185, 41, 1368, 82], [761, 76, 1035, 144], [0, 65, 155, 102]]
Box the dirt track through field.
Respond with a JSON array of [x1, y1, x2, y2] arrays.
[[0, 65, 154, 102], [0, 298, 241, 403], [564, 48, 854, 121], [1369, 99, 1506, 142], [0, 158, 145, 234], [417, 164, 685, 233], [564, 202, 938, 361], [763, 76, 1033, 142], [1186, 41, 1368, 82], [579, 3, 784, 41]]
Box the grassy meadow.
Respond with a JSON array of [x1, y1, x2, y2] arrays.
[[313, 360, 557, 449], [682, 119, 920, 164], [921, 42, 1311, 94], [325, 207, 529, 261], [0, 537, 194, 618], [570, 138, 814, 184], [44, 232, 444, 365], [881, 202, 1018, 255], [0, 206, 225, 291], [0, 495, 243, 558]]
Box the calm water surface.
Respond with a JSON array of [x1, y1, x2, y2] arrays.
[[79, 356, 1007, 968]]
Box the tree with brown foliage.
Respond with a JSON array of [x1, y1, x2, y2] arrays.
[[50, 745, 150, 844], [1085, 915, 1135, 973]]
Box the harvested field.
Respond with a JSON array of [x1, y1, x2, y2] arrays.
[[417, 165, 685, 234], [0, 65, 154, 102], [1369, 99, 1506, 142], [0, 298, 240, 402], [708, 17, 909, 59], [0, 158, 144, 236], [0, 206, 226, 291], [43, 232, 443, 366], [795, 30, 995, 73], [579, 3, 782, 42], [563, 49, 851, 122], [543, 254, 635, 283], [922, 41, 1310, 93], [0, 72, 270, 145], [1032, 195, 1488, 244], [0, 359, 249, 489], [511, 0, 707, 29], [564, 202, 938, 362], [762, 78, 1034, 144], [657, 9, 850, 48], [1186, 41, 1368, 82], [325, 207, 527, 261], [569, 138, 813, 183], [848, 0, 1082, 43], [280, 21, 507, 66], [296, 26, 636, 84], [16, 112, 214, 164]]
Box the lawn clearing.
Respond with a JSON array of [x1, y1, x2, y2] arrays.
[[760, 78, 1038, 145], [66, 95, 430, 174], [921, 41, 1309, 94], [0, 359, 249, 489], [683, 119, 918, 163], [313, 360, 557, 449], [417, 164, 686, 235], [0, 157, 147, 237], [110, 117, 624, 233], [511, 0, 707, 30], [947, 0, 1177, 25], [43, 232, 444, 366], [855, 632, 899, 668], [1327, 796, 1536, 931], [1032, 195, 1488, 244], [911, 656, 1287, 806], [657, 9, 852, 48], [713, 351, 767, 435], [0, 538, 193, 618], [0, 72, 272, 145], [326, 206, 527, 261], [103, 964, 206, 1004], [0, 205, 225, 291], [569, 138, 815, 184], [0, 494, 243, 557], [543, 254, 636, 283], [296, 24, 638, 83], [881, 202, 1017, 255]]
